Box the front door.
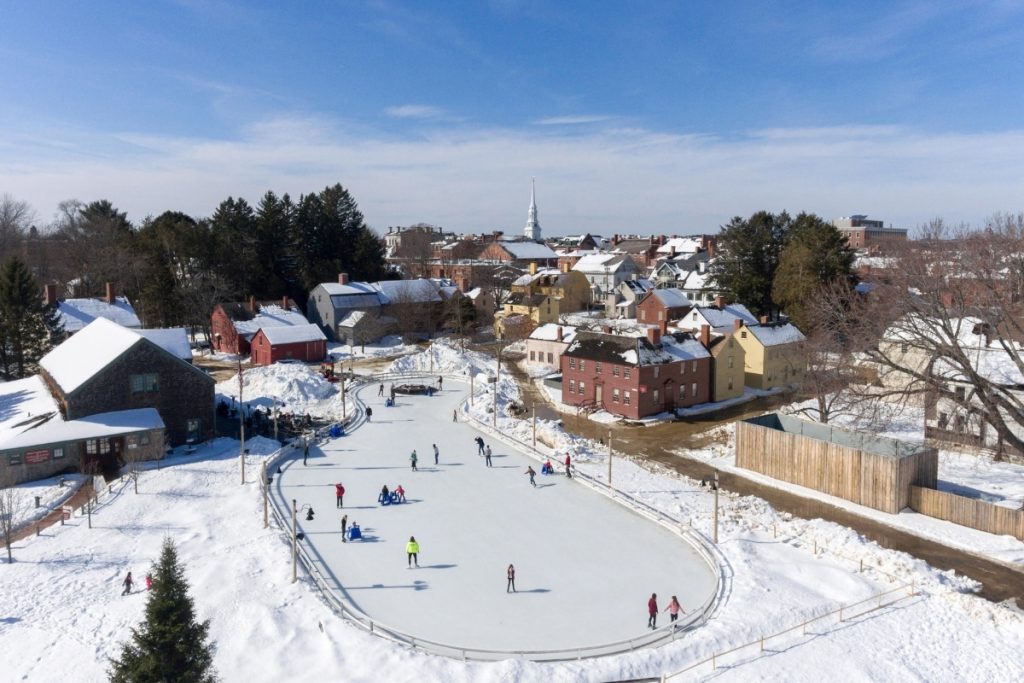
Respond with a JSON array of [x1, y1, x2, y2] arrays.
[[595, 384, 603, 408], [664, 380, 675, 411]]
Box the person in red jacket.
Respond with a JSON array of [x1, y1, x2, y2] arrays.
[[647, 593, 658, 629], [335, 483, 345, 508], [564, 453, 572, 478]]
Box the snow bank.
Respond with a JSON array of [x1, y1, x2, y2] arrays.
[[217, 364, 339, 418]]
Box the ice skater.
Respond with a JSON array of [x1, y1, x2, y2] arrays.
[[564, 453, 572, 478], [303, 439, 310, 466], [365, 406, 372, 422], [433, 444, 439, 465], [437, 375, 443, 390], [395, 484, 406, 503], [507, 564, 516, 593], [145, 573, 153, 591], [335, 482, 345, 508], [485, 445, 492, 467], [452, 409, 457, 422], [341, 514, 348, 541], [524, 466, 536, 487], [378, 383, 385, 397], [121, 571, 133, 596], [406, 536, 420, 567], [648, 593, 658, 629], [410, 450, 418, 471], [665, 595, 682, 623], [475, 436, 485, 455], [379, 485, 390, 504]]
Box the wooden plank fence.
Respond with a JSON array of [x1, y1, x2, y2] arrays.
[[909, 486, 1024, 541]]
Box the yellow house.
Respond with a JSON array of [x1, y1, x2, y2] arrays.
[[733, 322, 806, 391], [706, 330, 746, 401], [498, 262, 590, 326]]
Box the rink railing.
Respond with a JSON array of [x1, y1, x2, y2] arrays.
[[265, 370, 726, 662]]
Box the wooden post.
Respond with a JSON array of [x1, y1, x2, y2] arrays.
[[532, 404, 536, 450], [262, 461, 269, 529], [239, 358, 246, 486], [291, 498, 298, 583], [341, 379, 346, 420], [713, 470, 719, 544], [493, 345, 501, 428], [86, 499, 92, 529], [607, 431, 613, 487], [470, 372, 474, 405], [273, 400, 279, 442]]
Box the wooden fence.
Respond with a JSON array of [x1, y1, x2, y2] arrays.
[[909, 485, 1024, 541]]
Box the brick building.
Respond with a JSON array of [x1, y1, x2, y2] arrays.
[[636, 288, 692, 326], [831, 215, 907, 251]]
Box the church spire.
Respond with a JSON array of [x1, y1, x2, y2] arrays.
[[524, 177, 541, 241]]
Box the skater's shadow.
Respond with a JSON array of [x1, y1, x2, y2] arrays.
[[346, 580, 428, 591], [491, 465, 518, 469], [0, 617, 19, 624], [350, 466, 407, 471], [340, 505, 377, 510], [536, 483, 557, 489], [514, 588, 551, 594], [418, 563, 456, 570]]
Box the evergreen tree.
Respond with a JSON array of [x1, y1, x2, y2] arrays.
[[108, 538, 217, 683], [209, 197, 258, 296], [708, 211, 790, 316], [0, 256, 63, 379]]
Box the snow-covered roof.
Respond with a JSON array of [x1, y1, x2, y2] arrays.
[[40, 318, 145, 394], [680, 269, 712, 291], [2, 408, 164, 451], [498, 241, 559, 260], [337, 310, 367, 327], [318, 281, 380, 297], [621, 278, 654, 294], [257, 323, 327, 345], [466, 287, 484, 300], [0, 376, 61, 447], [660, 333, 712, 361], [528, 323, 578, 344], [233, 305, 310, 339], [512, 268, 561, 287], [572, 253, 634, 274], [57, 296, 140, 333], [137, 328, 191, 361], [682, 304, 758, 331], [329, 292, 384, 310], [896, 316, 1024, 386], [747, 323, 806, 346], [648, 289, 692, 309], [656, 238, 702, 255], [373, 279, 442, 304]]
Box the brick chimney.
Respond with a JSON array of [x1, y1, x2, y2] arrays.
[[43, 284, 57, 306], [556, 326, 563, 342], [612, 234, 620, 245], [707, 239, 716, 258], [669, 245, 676, 257], [529, 261, 538, 275], [338, 273, 349, 285], [759, 315, 769, 325], [700, 324, 711, 349], [714, 295, 726, 309], [105, 282, 115, 305], [646, 325, 661, 345], [733, 319, 744, 332], [281, 296, 289, 309]]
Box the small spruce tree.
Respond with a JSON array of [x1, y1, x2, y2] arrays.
[[0, 256, 64, 379], [109, 538, 217, 683]]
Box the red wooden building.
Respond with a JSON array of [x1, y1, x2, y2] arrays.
[[250, 324, 327, 366], [560, 327, 711, 419], [211, 297, 306, 355], [636, 288, 692, 327]]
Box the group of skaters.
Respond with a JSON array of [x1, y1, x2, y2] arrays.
[[524, 454, 573, 487], [646, 593, 685, 629]]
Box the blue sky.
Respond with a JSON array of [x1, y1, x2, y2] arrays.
[[2, 1, 1023, 235]]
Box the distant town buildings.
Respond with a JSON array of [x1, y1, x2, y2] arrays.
[[832, 215, 907, 251]]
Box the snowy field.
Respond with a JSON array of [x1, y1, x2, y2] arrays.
[[4, 473, 87, 531], [272, 384, 719, 653], [1, 342, 1022, 681]]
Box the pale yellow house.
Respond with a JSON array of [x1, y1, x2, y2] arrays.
[[496, 262, 590, 328], [733, 321, 806, 390], [706, 330, 746, 401]]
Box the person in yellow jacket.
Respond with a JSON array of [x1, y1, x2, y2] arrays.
[[406, 536, 420, 567]]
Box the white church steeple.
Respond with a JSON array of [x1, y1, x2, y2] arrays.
[[524, 177, 541, 241]]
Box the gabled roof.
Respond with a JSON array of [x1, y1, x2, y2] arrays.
[[497, 241, 559, 260], [257, 323, 327, 345], [747, 322, 806, 347], [656, 237, 702, 255], [684, 304, 758, 330], [373, 278, 442, 304], [621, 278, 654, 294], [58, 296, 140, 333], [137, 328, 192, 361], [40, 318, 212, 395], [512, 268, 561, 287], [319, 281, 380, 297], [528, 323, 578, 344], [563, 330, 706, 366], [2, 408, 164, 451], [572, 253, 637, 274], [233, 305, 310, 340], [646, 289, 692, 309], [612, 238, 656, 254]]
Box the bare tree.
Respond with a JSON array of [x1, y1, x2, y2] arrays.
[[0, 194, 35, 263], [0, 468, 27, 563]]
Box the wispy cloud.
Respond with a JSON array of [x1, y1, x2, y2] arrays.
[[2, 116, 1023, 234], [533, 115, 614, 126], [384, 105, 446, 119]]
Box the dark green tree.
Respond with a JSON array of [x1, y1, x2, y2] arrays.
[[772, 213, 856, 330], [708, 211, 791, 316], [108, 538, 217, 683], [254, 191, 294, 298], [209, 197, 258, 296], [0, 256, 63, 379]]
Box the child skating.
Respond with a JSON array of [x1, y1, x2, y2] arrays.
[[524, 466, 536, 487], [410, 450, 418, 471], [406, 536, 420, 567]]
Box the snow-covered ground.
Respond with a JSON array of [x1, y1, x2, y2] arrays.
[[4, 473, 87, 531], [1, 343, 1022, 681], [216, 363, 350, 422], [327, 334, 419, 361]]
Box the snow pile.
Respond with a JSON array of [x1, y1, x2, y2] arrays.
[[217, 364, 340, 418], [327, 335, 419, 361], [388, 338, 495, 377]]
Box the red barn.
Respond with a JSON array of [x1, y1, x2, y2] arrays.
[[211, 297, 306, 355], [250, 324, 327, 366]]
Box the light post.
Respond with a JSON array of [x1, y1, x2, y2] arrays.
[[532, 404, 536, 450], [607, 430, 613, 487], [291, 499, 298, 583], [261, 460, 269, 529], [713, 470, 720, 544], [238, 358, 246, 486]]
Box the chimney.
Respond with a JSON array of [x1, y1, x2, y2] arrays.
[[759, 315, 769, 325], [613, 234, 620, 245], [646, 325, 661, 345], [714, 295, 726, 310], [669, 245, 676, 257], [602, 325, 612, 334], [43, 284, 57, 306], [338, 273, 349, 285], [529, 261, 538, 275], [733, 319, 744, 332], [282, 296, 289, 310], [700, 324, 711, 349], [556, 326, 563, 342], [707, 240, 716, 258], [248, 295, 257, 313], [105, 282, 115, 305], [562, 261, 570, 273]]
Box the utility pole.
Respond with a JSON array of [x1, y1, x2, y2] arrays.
[[713, 470, 720, 544], [532, 404, 536, 450], [239, 358, 246, 485], [493, 342, 502, 428], [273, 400, 279, 442], [607, 430, 613, 487], [262, 460, 268, 529], [470, 372, 474, 405], [291, 498, 298, 583], [341, 377, 346, 421]]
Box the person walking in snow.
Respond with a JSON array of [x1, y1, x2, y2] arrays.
[[406, 536, 420, 567], [475, 436, 485, 455], [335, 482, 345, 508], [145, 573, 153, 591], [452, 409, 457, 422], [410, 450, 418, 471], [665, 595, 682, 623], [524, 466, 536, 487], [341, 514, 348, 542], [437, 375, 443, 390], [647, 593, 658, 629], [303, 439, 310, 466], [433, 444, 439, 465], [507, 564, 516, 593], [485, 445, 493, 467], [378, 383, 385, 397], [121, 571, 133, 596], [564, 453, 572, 478]]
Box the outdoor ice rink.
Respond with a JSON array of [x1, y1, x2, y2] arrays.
[[274, 381, 718, 653]]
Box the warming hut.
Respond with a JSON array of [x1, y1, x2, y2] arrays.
[[735, 413, 937, 514]]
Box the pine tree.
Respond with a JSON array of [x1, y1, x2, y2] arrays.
[[708, 211, 790, 316], [109, 538, 217, 683], [0, 256, 63, 379]]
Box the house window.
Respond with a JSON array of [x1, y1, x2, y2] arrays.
[[580, 360, 585, 371], [623, 391, 631, 405], [692, 361, 697, 374], [937, 412, 950, 429], [53, 447, 65, 459], [613, 365, 620, 376], [679, 385, 686, 399], [653, 389, 660, 403], [547, 353, 553, 364], [613, 388, 620, 403], [727, 377, 733, 391], [954, 386, 966, 401], [640, 310, 646, 321], [130, 373, 160, 394], [692, 312, 698, 320], [569, 379, 576, 392], [8, 452, 22, 465], [530, 351, 535, 361], [624, 367, 631, 379], [570, 358, 577, 369], [900, 343, 909, 353], [579, 381, 586, 394], [693, 383, 698, 397], [658, 311, 665, 321], [127, 435, 138, 449], [728, 356, 734, 369], [741, 331, 747, 338], [140, 432, 150, 445], [596, 362, 602, 374], [955, 414, 966, 432], [99, 438, 111, 454], [653, 366, 660, 379]]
